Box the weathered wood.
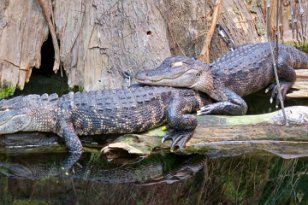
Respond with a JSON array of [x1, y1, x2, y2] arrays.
[[287, 69, 308, 98], [53, 0, 172, 91], [0, 0, 307, 95], [102, 106, 308, 158], [0, 0, 288, 92], [0, 0, 48, 90], [36, 0, 60, 73]]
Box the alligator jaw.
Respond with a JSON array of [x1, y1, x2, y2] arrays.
[[135, 70, 186, 83], [135, 66, 201, 87]]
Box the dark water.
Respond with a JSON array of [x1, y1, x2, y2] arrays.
[[0, 152, 307, 205], [244, 91, 308, 114]]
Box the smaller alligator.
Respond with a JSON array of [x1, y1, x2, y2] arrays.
[[0, 86, 210, 169], [135, 43, 308, 115]]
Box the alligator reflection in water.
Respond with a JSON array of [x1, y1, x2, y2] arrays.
[[0, 153, 307, 204], [0, 153, 206, 184]]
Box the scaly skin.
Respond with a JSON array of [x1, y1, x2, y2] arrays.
[[135, 43, 308, 115], [0, 86, 210, 168]]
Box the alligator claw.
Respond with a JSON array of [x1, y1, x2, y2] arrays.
[[198, 104, 216, 115], [62, 152, 82, 171], [266, 82, 292, 107], [270, 97, 273, 104], [162, 131, 193, 150]]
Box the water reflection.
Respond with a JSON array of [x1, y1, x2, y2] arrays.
[[0, 152, 307, 204]]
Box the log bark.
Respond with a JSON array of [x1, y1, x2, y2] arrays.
[[36, 0, 60, 73], [102, 106, 308, 159], [0, 0, 48, 90]]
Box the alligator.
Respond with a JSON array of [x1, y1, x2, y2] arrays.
[[135, 43, 308, 115], [0, 86, 210, 168]]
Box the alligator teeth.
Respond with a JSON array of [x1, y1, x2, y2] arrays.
[[171, 61, 183, 67]]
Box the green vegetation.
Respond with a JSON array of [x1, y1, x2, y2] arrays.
[[12, 72, 84, 98], [286, 41, 308, 54], [14, 73, 69, 96], [295, 43, 308, 53], [0, 86, 15, 99], [70, 85, 84, 93]]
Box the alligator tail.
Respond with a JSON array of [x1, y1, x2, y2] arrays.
[[289, 46, 308, 69]]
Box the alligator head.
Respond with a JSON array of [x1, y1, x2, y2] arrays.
[[135, 56, 211, 90], [0, 94, 57, 134], [0, 96, 37, 134]]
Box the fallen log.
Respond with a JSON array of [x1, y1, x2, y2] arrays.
[[287, 70, 308, 98], [1, 106, 308, 159], [102, 106, 308, 158]]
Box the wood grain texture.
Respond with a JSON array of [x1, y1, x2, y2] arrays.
[[0, 0, 307, 92], [0, 0, 48, 89]]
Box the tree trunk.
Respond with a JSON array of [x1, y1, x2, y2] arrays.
[[0, 0, 306, 92]]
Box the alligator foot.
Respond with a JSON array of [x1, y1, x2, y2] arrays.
[[197, 89, 247, 115], [62, 152, 82, 172], [198, 104, 220, 115], [266, 81, 293, 106], [162, 130, 193, 151], [197, 101, 247, 115]]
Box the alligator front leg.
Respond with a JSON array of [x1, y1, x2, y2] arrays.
[[57, 119, 83, 170], [198, 89, 248, 115], [164, 97, 197, 150]]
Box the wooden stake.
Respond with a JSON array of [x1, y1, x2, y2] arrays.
[[198, 0, 221, 63]]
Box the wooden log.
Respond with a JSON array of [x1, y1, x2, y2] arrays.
[[1, 106, 307, 160], [287, 69, 308, 98], [102, 106, 308, 159]]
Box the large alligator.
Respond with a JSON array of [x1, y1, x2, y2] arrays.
[[0, 86, 210, 168], [135, 43, 308, 115]]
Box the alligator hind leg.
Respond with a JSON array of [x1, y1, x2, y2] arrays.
[[266, 80, 294, 106], [266, 60, 296, 106], [198, 89, 248, 115]]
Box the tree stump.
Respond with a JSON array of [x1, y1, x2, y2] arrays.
[[1, 0, 306, 93]]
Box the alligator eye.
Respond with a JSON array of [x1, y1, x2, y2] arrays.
[[0, 107, 9, 112], [171, 61, 183, 67]]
